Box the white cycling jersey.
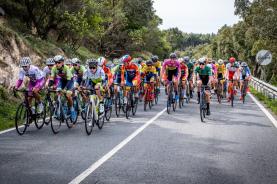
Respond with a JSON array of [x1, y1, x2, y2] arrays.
[[43, 66, 51, 77], [19, 65, 44, 82], [83, 66, 105, 83]]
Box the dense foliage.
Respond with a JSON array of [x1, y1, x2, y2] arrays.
[[0, 0, 275, 83], [187, 0, 276, 84]]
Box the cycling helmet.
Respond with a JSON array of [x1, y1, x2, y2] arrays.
[[151, 55, 159, 63], [46, 58, 55, 66], [72, 58, 81, 65], [97, 57, 107, 66], [19, 57, 32, 67], [241, 62, 247, 67], [137, 57, 143, 65], [183, 56, 190, 63], [65, 59, 72, 65], [229, 57, 236, 63], [199, 57, 206, 64], [169, 53, 177, 59], [121, 55, 132, 63], [87, 59, 98, 68], [218, 59, 224, 65], [54, 55, 65, 62], [146, 60, 153, 66], [113, 58, 119, 65]]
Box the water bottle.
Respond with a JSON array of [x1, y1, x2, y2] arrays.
[[99, 102, 104, 114], [31, 106, 36, 115]]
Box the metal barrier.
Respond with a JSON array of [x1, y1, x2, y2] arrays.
[[250, 77, 277, 99]]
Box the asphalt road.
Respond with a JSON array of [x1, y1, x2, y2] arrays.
[[0, 89, 277, 184]]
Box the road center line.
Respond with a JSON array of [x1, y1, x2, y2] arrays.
[[68, 108, 166, 184], [249, 93, 277, 128]]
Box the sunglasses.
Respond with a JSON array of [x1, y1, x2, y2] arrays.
[[55, 61, 62, 64], [89, 66, 97, 69], [73, 64, 78, 66], [22, 66, 28, 68], [199, 63, 205, 65]]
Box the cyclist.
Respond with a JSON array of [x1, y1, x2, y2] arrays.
[[98, 57, 113, 98], [43, 58, 55, 87], [151, 55, 161, 94], [215, 59, 226, 96], [179, 58, 189, 99], [81, 59, 105, 113], [120, 54, 140, 104], [111, 59, 124, 96], [207, 58, 217, 92], [141, 60, 157, 99], [14, 57, 45, 113], [184, 56, 194, 98], [161, 53, 181, 100], [194, 57, 213, 115], [71, 57, 86, 87], [65, 58, 72, 69], [239, 62, 251, 100], [49, 55, 76, 120], [225, 57, 240, 102]]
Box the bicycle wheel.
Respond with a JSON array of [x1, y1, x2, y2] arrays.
[[186, 82, 190, 103], [167, 95, 171, 114], [71, 97, 79, 124], [126, 97, 131, 119], [200, 105, 204, 122], [132, 97, 138, 116], [65, 104, 74, 129], [115, 94, 121, 117], [97, 112, 105, 129], [173, 93, 177, 112], [50, 100, 62, 134], [104, 98, 112, 121], [43, 98, 53, 125], [242, 81, 247, 104], [231, 91, 234, 107], [84, 103, 94, 135], [154, 89, 159, 105], [144, 97, 148, 111], [200, 92, 206, 122], [15, 103, 28, 135], [34, 102, 45, 129], [178, 86, 183, 109], [217, 83, 222, 104]]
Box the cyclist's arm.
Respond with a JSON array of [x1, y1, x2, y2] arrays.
[[15, 70, 25, 89]]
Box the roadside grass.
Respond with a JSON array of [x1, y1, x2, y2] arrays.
[[250, 86, 277, 116], [0, 86, 20, 131]]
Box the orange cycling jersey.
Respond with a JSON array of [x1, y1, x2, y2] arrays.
[[180, 63, 188, 79], [121, 63, 140, 83], [102, 65, 113, 86]]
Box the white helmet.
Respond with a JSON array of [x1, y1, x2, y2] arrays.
[[218, 59, 224, 65], [97, 57, 106, 67], [198, 57, 206, 64], [19, 57, 32, 67], [65, 59, 72, 65], [53, 55, 65, 62], [72, 58, 80, 65], [46, 58, 55, 66]]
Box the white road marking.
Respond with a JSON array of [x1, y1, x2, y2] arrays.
[[249, 93, 277, 128], [0, 118, 50, 135], [68, 108, 166, 184], [0, 127, 17, 135]]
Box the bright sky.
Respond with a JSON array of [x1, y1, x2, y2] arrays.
[[153, 0, 240, 34]]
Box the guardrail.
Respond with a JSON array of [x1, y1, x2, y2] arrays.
[[250, 77, 277, 100]]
